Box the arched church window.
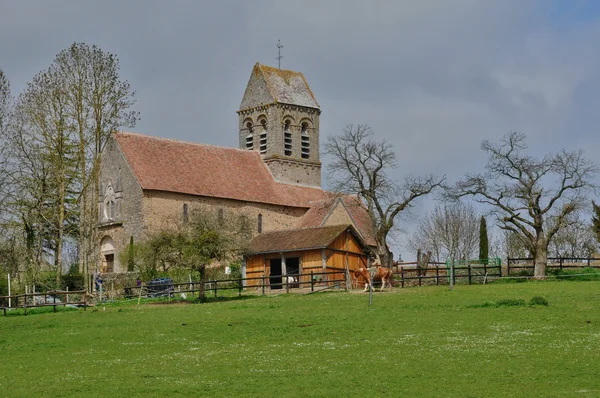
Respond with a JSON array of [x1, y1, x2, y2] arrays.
[[245, 122, 254, 150], [258, 213, 263, 234], [284, 120, 292, 156], [105, 200, 116, 220], [259, 119, 267, 154], [183, 204, 189, 223], [301, 122, 310, 159]]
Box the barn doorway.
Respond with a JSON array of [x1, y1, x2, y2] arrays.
[[269, 258, 282, 289], [286, 257, 300, 288]]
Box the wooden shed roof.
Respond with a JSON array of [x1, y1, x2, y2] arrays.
[[248, 224, 370, 255]]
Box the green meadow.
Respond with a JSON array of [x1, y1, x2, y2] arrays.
[[1, 281, 599, 397]]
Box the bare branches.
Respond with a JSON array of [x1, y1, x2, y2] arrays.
[[450, 131, 598, 276], [326, 124, 445, 267], [407, 201, 480, 263]]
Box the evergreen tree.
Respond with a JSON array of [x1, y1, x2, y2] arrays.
[[479, 215, 489, 263], [127, 236, 135, 272], [592, 201, 600, 244]]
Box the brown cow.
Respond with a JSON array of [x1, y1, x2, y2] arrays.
[[353, 267, 393, 292]]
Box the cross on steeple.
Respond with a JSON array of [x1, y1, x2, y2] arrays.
[[276, 40, 283, 69]]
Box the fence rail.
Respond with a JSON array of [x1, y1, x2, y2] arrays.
[[0, 290, 87, 316], [123, 270, 348, 300], [395, 263, 502, 287], [507, 257, 600, 275]]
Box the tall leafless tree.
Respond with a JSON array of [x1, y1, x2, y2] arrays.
[[407, 201, 480, 263], [51, 43, 138, 289], [0, 69, 10, 214], [449, 132, 598, 278], [325, 124, 445, 268], [3, 44, 138, 289]]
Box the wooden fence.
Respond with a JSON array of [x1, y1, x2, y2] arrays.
[[123, 270, 348, 299], [0, 290, 87, 316], [394, 261, 502, 287], [507, 257, 600, 275]]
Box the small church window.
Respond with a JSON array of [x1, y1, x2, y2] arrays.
[[258, 213, 263, 233], [183, 204, 189, 223], [301, 122, 310, 159], [259, 119, 267, 154], [245, 122, 254, 150], [284, 120, 292, 156], [105, 200, 116, 220]]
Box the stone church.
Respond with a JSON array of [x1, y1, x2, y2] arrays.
[[96, 63, 376, 275]]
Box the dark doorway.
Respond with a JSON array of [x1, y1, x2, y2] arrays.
[[105, 254, 114, 272], [286, 257, 300, 288], [270, 258, 282, 289]]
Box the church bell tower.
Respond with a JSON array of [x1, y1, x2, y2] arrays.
[[237, 63, 321, 188]]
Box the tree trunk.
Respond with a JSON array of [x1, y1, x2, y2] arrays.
[[533, 237, 548, 278]]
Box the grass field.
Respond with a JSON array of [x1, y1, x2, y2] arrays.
[[1, 281, 599, 397]]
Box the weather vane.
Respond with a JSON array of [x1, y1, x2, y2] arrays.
[[276, 39, 283, 69]]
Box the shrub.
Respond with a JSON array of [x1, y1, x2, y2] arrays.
[[529, 296, 549, 306], [495, 299, 526, 307]]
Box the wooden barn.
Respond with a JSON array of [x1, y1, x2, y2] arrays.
[[243, 224, 372, 289]]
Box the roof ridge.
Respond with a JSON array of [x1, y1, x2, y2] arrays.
[[115, 131, 254, 154], [259, 224, 350, 236]]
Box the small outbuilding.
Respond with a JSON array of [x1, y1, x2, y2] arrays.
[[243, 224, 372, 289]]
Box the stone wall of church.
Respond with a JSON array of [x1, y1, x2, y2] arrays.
[[141, 191, 307, 238], [263, 159, 321, 187], [96, 135, 145, 273]]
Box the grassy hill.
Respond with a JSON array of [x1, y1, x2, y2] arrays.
[[1, 281, 599, 397]]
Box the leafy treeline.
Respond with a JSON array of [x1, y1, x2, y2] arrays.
[[0, 43, 138, 288]]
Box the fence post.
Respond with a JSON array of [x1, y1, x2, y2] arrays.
[[214, 281, 218, 298], [436, 266, 439, 285], [262, 275, 265, 296], [468, 263, 472, 285], [311, 271, 314, 292], [483, 261, 487, 278], [507, 258, 511, 276], [560, 258, 563, 271], [238, 278, 243, 296], [401, 268, 405, 288]]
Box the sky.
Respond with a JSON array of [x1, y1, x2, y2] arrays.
[[2, 0, 600, 259]]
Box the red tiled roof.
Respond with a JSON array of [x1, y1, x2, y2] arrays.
[[340, 195, 377, 247], [114, 132, 329, 208], [248, 224, 369, 255], [296, 195, 377, 247]]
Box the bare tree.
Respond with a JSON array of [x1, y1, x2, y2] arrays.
[[449, 132, 598, 278], [407, 201, 480, 263], [548, 213, 596, 258], [0, 69, 11, 213], [325, 124, 445, 268], [51, 43, 138, 289], [10, 69, 80, 284]]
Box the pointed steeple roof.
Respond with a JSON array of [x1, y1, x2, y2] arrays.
[[239, 63, 319, 111]]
